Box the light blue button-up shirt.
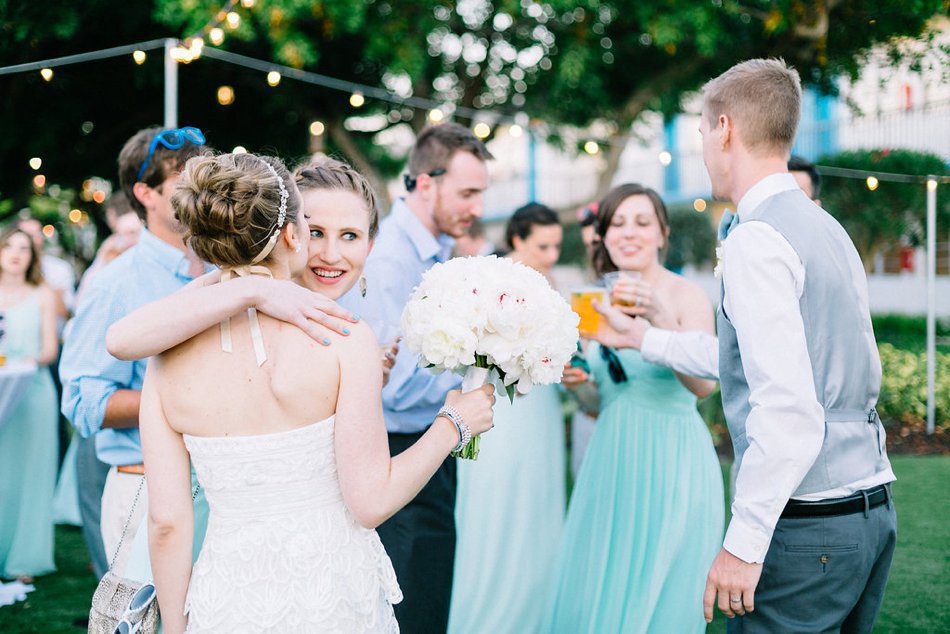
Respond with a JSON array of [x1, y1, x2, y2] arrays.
[[340, 199, 461, 434], [60, 229, 208, 466]]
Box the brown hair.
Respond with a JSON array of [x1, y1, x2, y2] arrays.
[[592, 184, 671, 276], [0, 227, 44, 286], [702, 58, 802, 155], [407, 122, 494, 178], [118, 126, 207, 221], [172, 153, 300, 267], [294, 157, 381, 238]]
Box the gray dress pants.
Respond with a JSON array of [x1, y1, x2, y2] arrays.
[[76, 433, 110, 578], [729, 495, 897, 633]]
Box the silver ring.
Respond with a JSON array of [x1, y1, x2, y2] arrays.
[[729, 597, 743, 604]]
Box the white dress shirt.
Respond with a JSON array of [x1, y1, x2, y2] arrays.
[[720, 173, 894, 564], [641, 328, 719, 380]]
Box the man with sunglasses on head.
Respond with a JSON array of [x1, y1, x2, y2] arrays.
[[340, 122, 492, 633], [60, 126, 212, 583]]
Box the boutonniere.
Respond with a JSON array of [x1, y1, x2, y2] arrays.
[[714, 244, 724, 279]]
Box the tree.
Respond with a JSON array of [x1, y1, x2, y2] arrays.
[[527, 1, 948, 198], [817, 149, 949, 268]]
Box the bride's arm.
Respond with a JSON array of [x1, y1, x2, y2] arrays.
[[139, 362, 193, 634], [334, 323, 495, 529], [106, 273, 359, 360]]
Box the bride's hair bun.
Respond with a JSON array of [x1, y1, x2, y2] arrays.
[[173, 152, 300, 267]]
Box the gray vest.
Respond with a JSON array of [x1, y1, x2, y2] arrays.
[[718, 189, 891, 496]]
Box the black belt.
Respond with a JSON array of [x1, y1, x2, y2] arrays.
[[781, 484, 891, 519]]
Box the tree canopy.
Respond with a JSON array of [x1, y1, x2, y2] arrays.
[[0, 0, 945, 258]]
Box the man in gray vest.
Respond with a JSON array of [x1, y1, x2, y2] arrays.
[[696, 58, 896, 632]]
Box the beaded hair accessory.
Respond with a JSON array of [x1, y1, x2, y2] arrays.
[[250, 159, 290, 265]]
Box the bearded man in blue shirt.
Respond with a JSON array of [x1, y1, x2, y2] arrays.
[[342, 123, 492, 633]]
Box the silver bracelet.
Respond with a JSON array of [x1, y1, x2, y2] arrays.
[[437, 406, 470, 454]]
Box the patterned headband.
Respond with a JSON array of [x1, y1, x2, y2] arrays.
[[250, 159, 290, 265]]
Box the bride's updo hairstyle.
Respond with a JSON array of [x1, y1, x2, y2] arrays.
[[173, 153, 301, 267], [294, 156, 380, 239]]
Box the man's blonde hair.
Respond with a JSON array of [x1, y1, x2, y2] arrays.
[[702, 58, 802, 155]]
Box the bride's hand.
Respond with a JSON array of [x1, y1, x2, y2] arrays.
[[442, 385, 496, 436], [249, 278, 360, 344]]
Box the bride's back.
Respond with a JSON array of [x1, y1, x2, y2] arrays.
[[154, 151, 341, 439], [152, 308, 340, 438]]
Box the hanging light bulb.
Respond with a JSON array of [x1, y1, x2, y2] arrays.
[[349, 92, 365, 107], [693, 198, 708, 212], [473, 122, 491, 139], [209, 28, 225, 46], [866, 175, 879, 191], [40, 68, 54, 81], [133, 50, 147, 65], [309, 121, 325, 136], [508, 124, 523, 138], [217, 85, 235, 106], [29, 157, 42, 170], [658, 151, 672, 166], [240, 0, 256, 7], [267, 71, 281, 87], [584, 141, 600, 155], [226, 11, 240, 29], [428, 108, 444, 123]]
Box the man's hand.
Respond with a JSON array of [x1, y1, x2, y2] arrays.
[[252, 278, 360, 344], [703, 548, 763, 622], [560, 364, 589, 389], [590, 300, 651, 351], [381, 338, 400, 386]]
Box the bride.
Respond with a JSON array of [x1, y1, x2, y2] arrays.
[[110, 153, 495, 632]]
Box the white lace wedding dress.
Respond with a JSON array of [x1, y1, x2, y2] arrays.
[[181, 416, 402, 632]]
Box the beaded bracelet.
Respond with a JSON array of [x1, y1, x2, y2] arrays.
[[437, 405, 471, 454]]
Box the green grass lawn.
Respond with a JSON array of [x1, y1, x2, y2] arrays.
[[1, 456, 946, 632]]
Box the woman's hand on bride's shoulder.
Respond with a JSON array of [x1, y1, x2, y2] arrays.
[[443, 385, 496, 436], [249, 278, 359, 343]]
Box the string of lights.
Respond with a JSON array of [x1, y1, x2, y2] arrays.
[[0, 39, 168, 77]]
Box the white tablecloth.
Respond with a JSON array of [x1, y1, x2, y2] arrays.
[[0, 361, 37, 431]]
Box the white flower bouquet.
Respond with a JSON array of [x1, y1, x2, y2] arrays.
[[400, 255, 580, 459]]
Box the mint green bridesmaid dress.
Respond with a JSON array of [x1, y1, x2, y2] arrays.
[[449, 383, 566, 634], [541, 344, 723, 633], [0, 292, 58, 578]]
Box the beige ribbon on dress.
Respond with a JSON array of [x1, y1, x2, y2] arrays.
[[219, 265, 273, 367]]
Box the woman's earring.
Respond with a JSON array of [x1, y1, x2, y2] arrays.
[[359, 275, 367, 298], [295, 243, 302, 253]]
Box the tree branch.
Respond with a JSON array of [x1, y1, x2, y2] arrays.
[[326, 118, 393, 212]]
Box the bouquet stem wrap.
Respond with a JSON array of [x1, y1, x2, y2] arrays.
[[454, 358, 492, 459]]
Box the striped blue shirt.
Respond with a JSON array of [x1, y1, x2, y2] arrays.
[[60, 229, 209, 466]]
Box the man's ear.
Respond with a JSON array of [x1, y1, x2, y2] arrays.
[[719, 114, 732, 150], [132, 182, 152, 210]]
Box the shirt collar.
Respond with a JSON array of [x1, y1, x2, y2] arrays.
[[736, 172, 801, 220], [136, 229, 199, 279], [392, 199, 455, 263]]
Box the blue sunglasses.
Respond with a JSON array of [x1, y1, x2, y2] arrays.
[[136, 126, 206, 181]]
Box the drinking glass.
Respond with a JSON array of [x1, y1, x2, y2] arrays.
[[602, 270, 642, 307], [570, 287, 608, 337]]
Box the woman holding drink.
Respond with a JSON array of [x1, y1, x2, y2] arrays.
[[545, 184, 723, 633]]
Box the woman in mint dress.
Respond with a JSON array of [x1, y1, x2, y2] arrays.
[[449, 204, 566, 634], [544, 185, 723, 632], [0, 228, 60, 580]]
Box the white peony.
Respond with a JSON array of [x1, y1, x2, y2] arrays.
[[400, 255, 580, 459]]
